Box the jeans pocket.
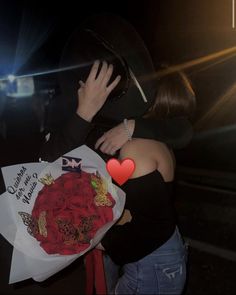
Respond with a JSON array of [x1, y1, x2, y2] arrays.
[[115, 263, 139, 295], [154, 254, 186, 294]]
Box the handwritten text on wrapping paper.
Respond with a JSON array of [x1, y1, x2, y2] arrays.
[[6, 166, 38, 204]]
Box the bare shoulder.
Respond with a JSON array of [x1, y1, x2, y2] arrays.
[[120, 139, 175, 181], [120, 138, 173, 162]]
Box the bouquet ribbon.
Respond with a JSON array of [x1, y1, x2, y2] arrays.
[[85, 249, 107, 295]]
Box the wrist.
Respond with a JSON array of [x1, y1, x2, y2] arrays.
[[76, 108, 94, 122]]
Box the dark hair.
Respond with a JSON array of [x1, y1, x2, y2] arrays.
[[145, 71, 196, 119]]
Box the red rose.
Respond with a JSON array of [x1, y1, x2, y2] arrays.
[[32, 171, 115, 255]]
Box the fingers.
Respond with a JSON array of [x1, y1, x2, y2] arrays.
[[100, 142, 117, 155], [87, 60, 100, 82], [79, 80, 85, 87], [106, 146, 117, 156], [101, 64, 113, 87], [78, 80, 85, 94], [95, 134, 117, 155], [106, 75, 121, 94], [99, 141, 111, 153], [87, 60, 120, 91], [95, 134, 106, 149], [98, 62, 121, 92], [87, 60, 108, 83], [96, 61, 108, 83]]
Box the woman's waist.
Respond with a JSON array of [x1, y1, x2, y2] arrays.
[[149, 227, 186, 257], [125, 216, 177, 244], [129, 209, 176, 225]]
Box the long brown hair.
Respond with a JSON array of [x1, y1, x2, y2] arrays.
[[145, 71, 196, 119]]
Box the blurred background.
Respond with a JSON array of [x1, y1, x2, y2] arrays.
[[1, 0, 236, 294]]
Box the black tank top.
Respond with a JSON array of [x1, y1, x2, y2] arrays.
[[101, 169, 176, 265]]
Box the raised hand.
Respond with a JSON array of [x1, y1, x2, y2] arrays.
[[76, 60, 121, 122]]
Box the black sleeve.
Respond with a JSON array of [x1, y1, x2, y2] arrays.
[[101, 220, 162, 265], [133, 117, 193, 149], [40, 113, 93, 162], [101, 222, 140, 265]]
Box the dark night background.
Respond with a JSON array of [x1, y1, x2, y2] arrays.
[[1, 0, 236, 294]]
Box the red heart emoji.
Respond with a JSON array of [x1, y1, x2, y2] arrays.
[[106, 158, 135, 186]]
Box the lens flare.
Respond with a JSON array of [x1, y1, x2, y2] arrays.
[[7, 75, 16, 82]]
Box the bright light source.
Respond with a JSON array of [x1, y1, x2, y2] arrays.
[[8, 75, 16, 83], [6, 76, 35, 98]]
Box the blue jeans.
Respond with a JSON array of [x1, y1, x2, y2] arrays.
[[103, 227, 188, 294]]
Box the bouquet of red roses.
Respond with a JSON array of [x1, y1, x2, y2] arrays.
[[28, 170, 115, 255], [0, 145, 125, 283]]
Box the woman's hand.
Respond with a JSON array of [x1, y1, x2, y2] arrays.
[[116, 209, 132, 225], [76, 60, 121, 122], [95, 120, 135, 155], [95, 210, 132, 251], [96, 242, 105, 251]]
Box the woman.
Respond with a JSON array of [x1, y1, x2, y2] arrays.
[[41, 60, 195, 294], [98, 68, 196, 294]]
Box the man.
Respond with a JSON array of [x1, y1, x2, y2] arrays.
[[40, 14, 192, 162]]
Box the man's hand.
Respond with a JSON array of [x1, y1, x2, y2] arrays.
[[76, 60, 121, 122], [95, 120, 135, 155]]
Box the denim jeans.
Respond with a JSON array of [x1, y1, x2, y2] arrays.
[[103, 227, 188, 295]]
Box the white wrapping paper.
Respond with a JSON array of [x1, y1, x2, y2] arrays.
[[0, 145, 126, 283]]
